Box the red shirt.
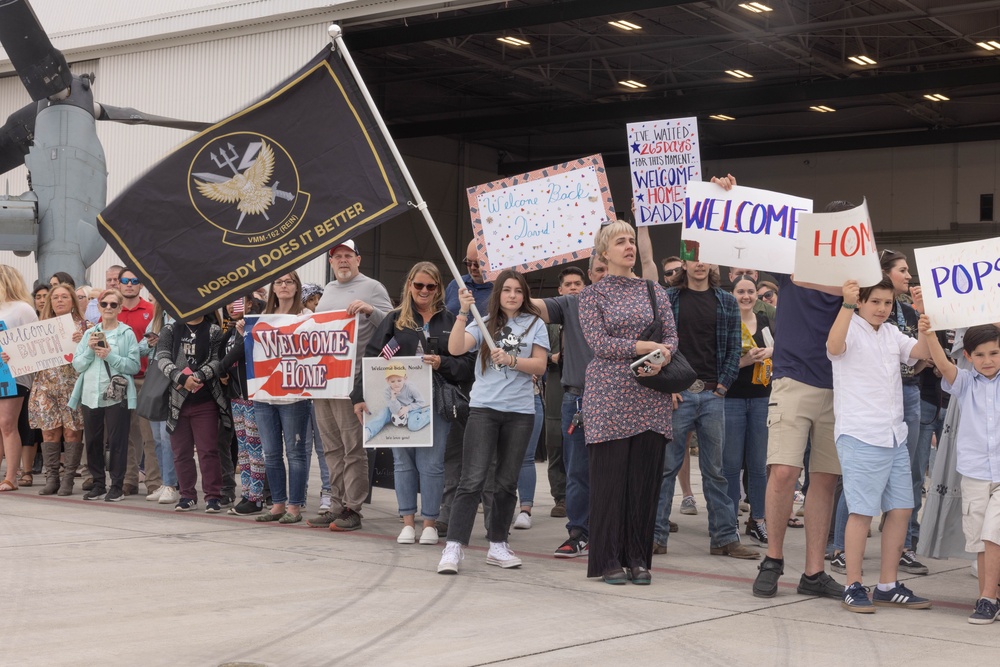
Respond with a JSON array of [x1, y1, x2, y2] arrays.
[[119, 298, 154, 377]]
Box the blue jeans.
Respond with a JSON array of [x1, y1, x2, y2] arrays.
[[655, 390, 737, 547], [304, 406, 330, 497], [912, 397, 943, 547], [902, 384, 922, 548], [393, 413, 450, 519], [722, 397, 768, 520], [150, 420, 177, 488], [561, 390, 590, 538], [365, 405, 431, 440], [833, 490, 848, 552], [516, 394, 544, 507], [255, 400, 310, 507]]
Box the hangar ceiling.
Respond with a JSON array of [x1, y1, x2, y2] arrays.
[[343, 0, 1000, 171]]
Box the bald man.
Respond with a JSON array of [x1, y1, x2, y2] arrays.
[[444, 240, 494, 317]]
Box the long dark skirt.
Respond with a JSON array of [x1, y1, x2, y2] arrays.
[[586, 431, 667, 578]]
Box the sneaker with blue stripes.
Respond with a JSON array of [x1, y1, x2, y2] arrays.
[[842, 582, 875, 613], [871, 582, 932, 609]]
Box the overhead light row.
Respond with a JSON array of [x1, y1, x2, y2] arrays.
[[739, 2, 773, 12], [497, 36, 530, 47], [619, 79, 647, 89], [609, 19, 642, 31], [810, 105, 836, 113], [725, 69, 753, 79], [924, 93, 950, 101], [977, 40, 1000, 50], [848, 55, 877, 66], [709, 114, 735, 121]]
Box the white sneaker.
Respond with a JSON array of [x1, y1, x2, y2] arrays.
[[319, 494, 332, 512], [680, 496, 698, 515], [157, 486, 179, 505], [486, 541, 522, 568], [419, 526, 439, 545], [513, 511, 532, 530], [397, 525, 416, 544], [437, 541, 463, 574], [145, 487, 164, 502]]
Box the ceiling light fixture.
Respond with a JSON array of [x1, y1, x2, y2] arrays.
[[810, 105, 836, 112], [848, 55, 877, 66], [709, 114, 735, 121], [609, 20, 642, 31], [497, 36, 530, 47], [924, 93, 950, 102], [738, 2, 773, 12], [725, 69, 753, 79], [976, 41, 1000, 50], [619, 79, 647, 89]]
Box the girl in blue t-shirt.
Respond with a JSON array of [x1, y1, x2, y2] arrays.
[[437, 269, 549, 575]]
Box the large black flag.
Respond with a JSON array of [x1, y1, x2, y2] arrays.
[[98, 47, 412, 320]]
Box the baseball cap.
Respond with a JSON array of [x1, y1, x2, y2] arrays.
[[329, 239, 359, 256]]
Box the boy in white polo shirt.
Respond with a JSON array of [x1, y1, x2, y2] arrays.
[[827, 277, 931, 613], [919, 318, 1000, 624]]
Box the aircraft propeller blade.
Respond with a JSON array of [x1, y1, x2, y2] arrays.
[[0, 0, 73, 101], [96, 104, 210, 132]]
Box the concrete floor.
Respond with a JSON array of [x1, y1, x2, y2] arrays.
[[1, 459, 995, 667]]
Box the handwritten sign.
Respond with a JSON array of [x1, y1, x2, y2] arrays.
[[0, 314, 78, 378], [628, 117, 701, 226], [681, 181, 811, 273], [467, 154, 615, 280], [0, 322, 15, 397], [914, 237, 1000, 330], [362, 356, 434, 448], [245, 311, 357, 400], [793, 199, 882, 286]]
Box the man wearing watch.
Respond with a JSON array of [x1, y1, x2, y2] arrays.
[[653, 255, 758, 560]]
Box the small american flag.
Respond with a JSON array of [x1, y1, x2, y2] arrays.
[[380, 337, 400, 359]]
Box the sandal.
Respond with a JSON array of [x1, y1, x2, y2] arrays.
[[0, 479, 18, 492], [787, 517, 804, 528], [18, 472, 33, 487], [255, 511, 286, 522]]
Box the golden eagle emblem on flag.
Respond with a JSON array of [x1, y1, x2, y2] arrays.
[[194, 141, 276, 216]]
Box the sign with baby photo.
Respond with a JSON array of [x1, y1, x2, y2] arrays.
[[244, 311, 358, 400], [467, 154, 615, 281], [362, 357, 434, 448], [914, 237, 1000, 330]]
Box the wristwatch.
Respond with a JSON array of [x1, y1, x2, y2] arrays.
[[714, 386, 728, 397]]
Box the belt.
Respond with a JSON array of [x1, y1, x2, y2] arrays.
[[563, 385, 584, 396], [687, 380, 718, 394]]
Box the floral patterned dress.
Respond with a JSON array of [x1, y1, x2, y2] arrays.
[[28, 318, 87, 431]]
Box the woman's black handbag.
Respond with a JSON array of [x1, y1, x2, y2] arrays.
[[432, 373, 470, 425], [136, 357, 171, 421], [634, 280, 697, 394]]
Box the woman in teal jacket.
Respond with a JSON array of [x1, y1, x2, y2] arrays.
[[69, 288, 140, 503]]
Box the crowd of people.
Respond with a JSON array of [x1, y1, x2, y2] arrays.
[[1, 175, 998, 625]]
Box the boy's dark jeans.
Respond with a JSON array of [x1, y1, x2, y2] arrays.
[[446, 407, 534, 546]]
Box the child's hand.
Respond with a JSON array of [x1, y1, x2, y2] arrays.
[[842, 280, 859, 305], [918, 313, 933, 335]]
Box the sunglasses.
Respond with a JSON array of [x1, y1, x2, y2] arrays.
[[663, 268, 681, 278], [100, 301, 120, 309], [462, 259, 478, 268], [119, 277, 141, 285], [760, 290, 775, 300], [411, 282, 438, 292], [878, 249, 897, 261]]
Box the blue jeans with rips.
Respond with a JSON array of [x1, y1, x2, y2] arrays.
[[654, 390, 738, 548], [255, 400, 310, 507], [561, 390, 590, 538]]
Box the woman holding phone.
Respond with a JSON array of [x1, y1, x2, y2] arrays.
[[69, 288, 140, 502], [352, 262, 474, 545]]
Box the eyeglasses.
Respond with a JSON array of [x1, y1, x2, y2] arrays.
[[119, 277, 141, 286], [760, 290, 775, 300], [411, 282, 438, 292], [663, 268, 681, 278], [463, 259, 478, 268], [273, 279, 297, 287], [99, 301, 120, 309]]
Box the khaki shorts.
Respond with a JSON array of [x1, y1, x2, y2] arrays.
[[766, 377, 840, 475], [960, 476, 1000, 553]]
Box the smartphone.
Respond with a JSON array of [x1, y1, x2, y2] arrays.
[[630, 349, 665, 376], [91, 331, 107, 348], [143, 332, 158, 340], [180, 367, 203, 392], [427, 336, 440, 355]]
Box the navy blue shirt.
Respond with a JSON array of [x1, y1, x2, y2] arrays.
[[444, 275, 493, 316], [771, 274, 841, 389]]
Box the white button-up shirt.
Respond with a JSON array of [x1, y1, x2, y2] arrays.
[[829, 315, 918, 447], [942, 368, 1000, 482]]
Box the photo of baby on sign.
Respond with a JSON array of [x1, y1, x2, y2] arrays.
[[362, 357, 434, 447]]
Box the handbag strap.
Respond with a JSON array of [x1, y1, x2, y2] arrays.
[[645, 279, 659, 323]]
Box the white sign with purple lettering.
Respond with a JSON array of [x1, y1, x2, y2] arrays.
[[681, 181, 811, 273], [915, 237, 1000, 330], [0, 314, 78, 377], [628, 117, 701, 226], [793, 199, 883, 286]]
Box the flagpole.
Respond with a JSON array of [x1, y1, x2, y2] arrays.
[[329, 25, 495, 351]]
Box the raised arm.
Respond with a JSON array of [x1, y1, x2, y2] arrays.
[[637, 225, 658, 283], [918, 314, 958, 385], [448, 288, 478, 355], [827, 280, 858, 356]]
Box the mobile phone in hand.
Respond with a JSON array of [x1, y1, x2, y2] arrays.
[[427, 336, 440, 355], [91, 331, 107, 348]]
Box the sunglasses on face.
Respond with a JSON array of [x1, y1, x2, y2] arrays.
[[663, 268, 681, 278], [411, 282, 438, 292], [100, 301, 120, 309], [119, 277, 140, 286], [760, 290, 775, 300], [463, 259, 478, 268]]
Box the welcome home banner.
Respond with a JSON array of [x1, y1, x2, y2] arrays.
[[915, 237, 1000, 330], [244, 311, 358, 401], [627, 116, 701, 226], [98, 47, 412, 321]]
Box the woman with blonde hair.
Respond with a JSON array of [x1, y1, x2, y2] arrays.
[[27, 284, 87, 494], [0, 265, 39, 492]]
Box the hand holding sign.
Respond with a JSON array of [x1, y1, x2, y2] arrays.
[[914, 237, 1000, 330]]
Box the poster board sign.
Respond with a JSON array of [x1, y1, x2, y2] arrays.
[[914, 237, 1000, 330], [681, 182, 811, 273], [627, 116, 701, 226], [245, 311, 357, 400], [0, 322, 15, 397], [362, 356, 433, 448], [467, 154, 615, 280], [0, 314, 78, 378], [793, 199, 882, 286]]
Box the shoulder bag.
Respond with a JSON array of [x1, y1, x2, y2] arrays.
[[634, 280, 697, 394]]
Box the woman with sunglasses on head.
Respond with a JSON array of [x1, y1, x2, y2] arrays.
[[255, 271, 313, 524], [0, 266, 38, 492], [69, 289, 140, 502], [353, 262, 475, 545]]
